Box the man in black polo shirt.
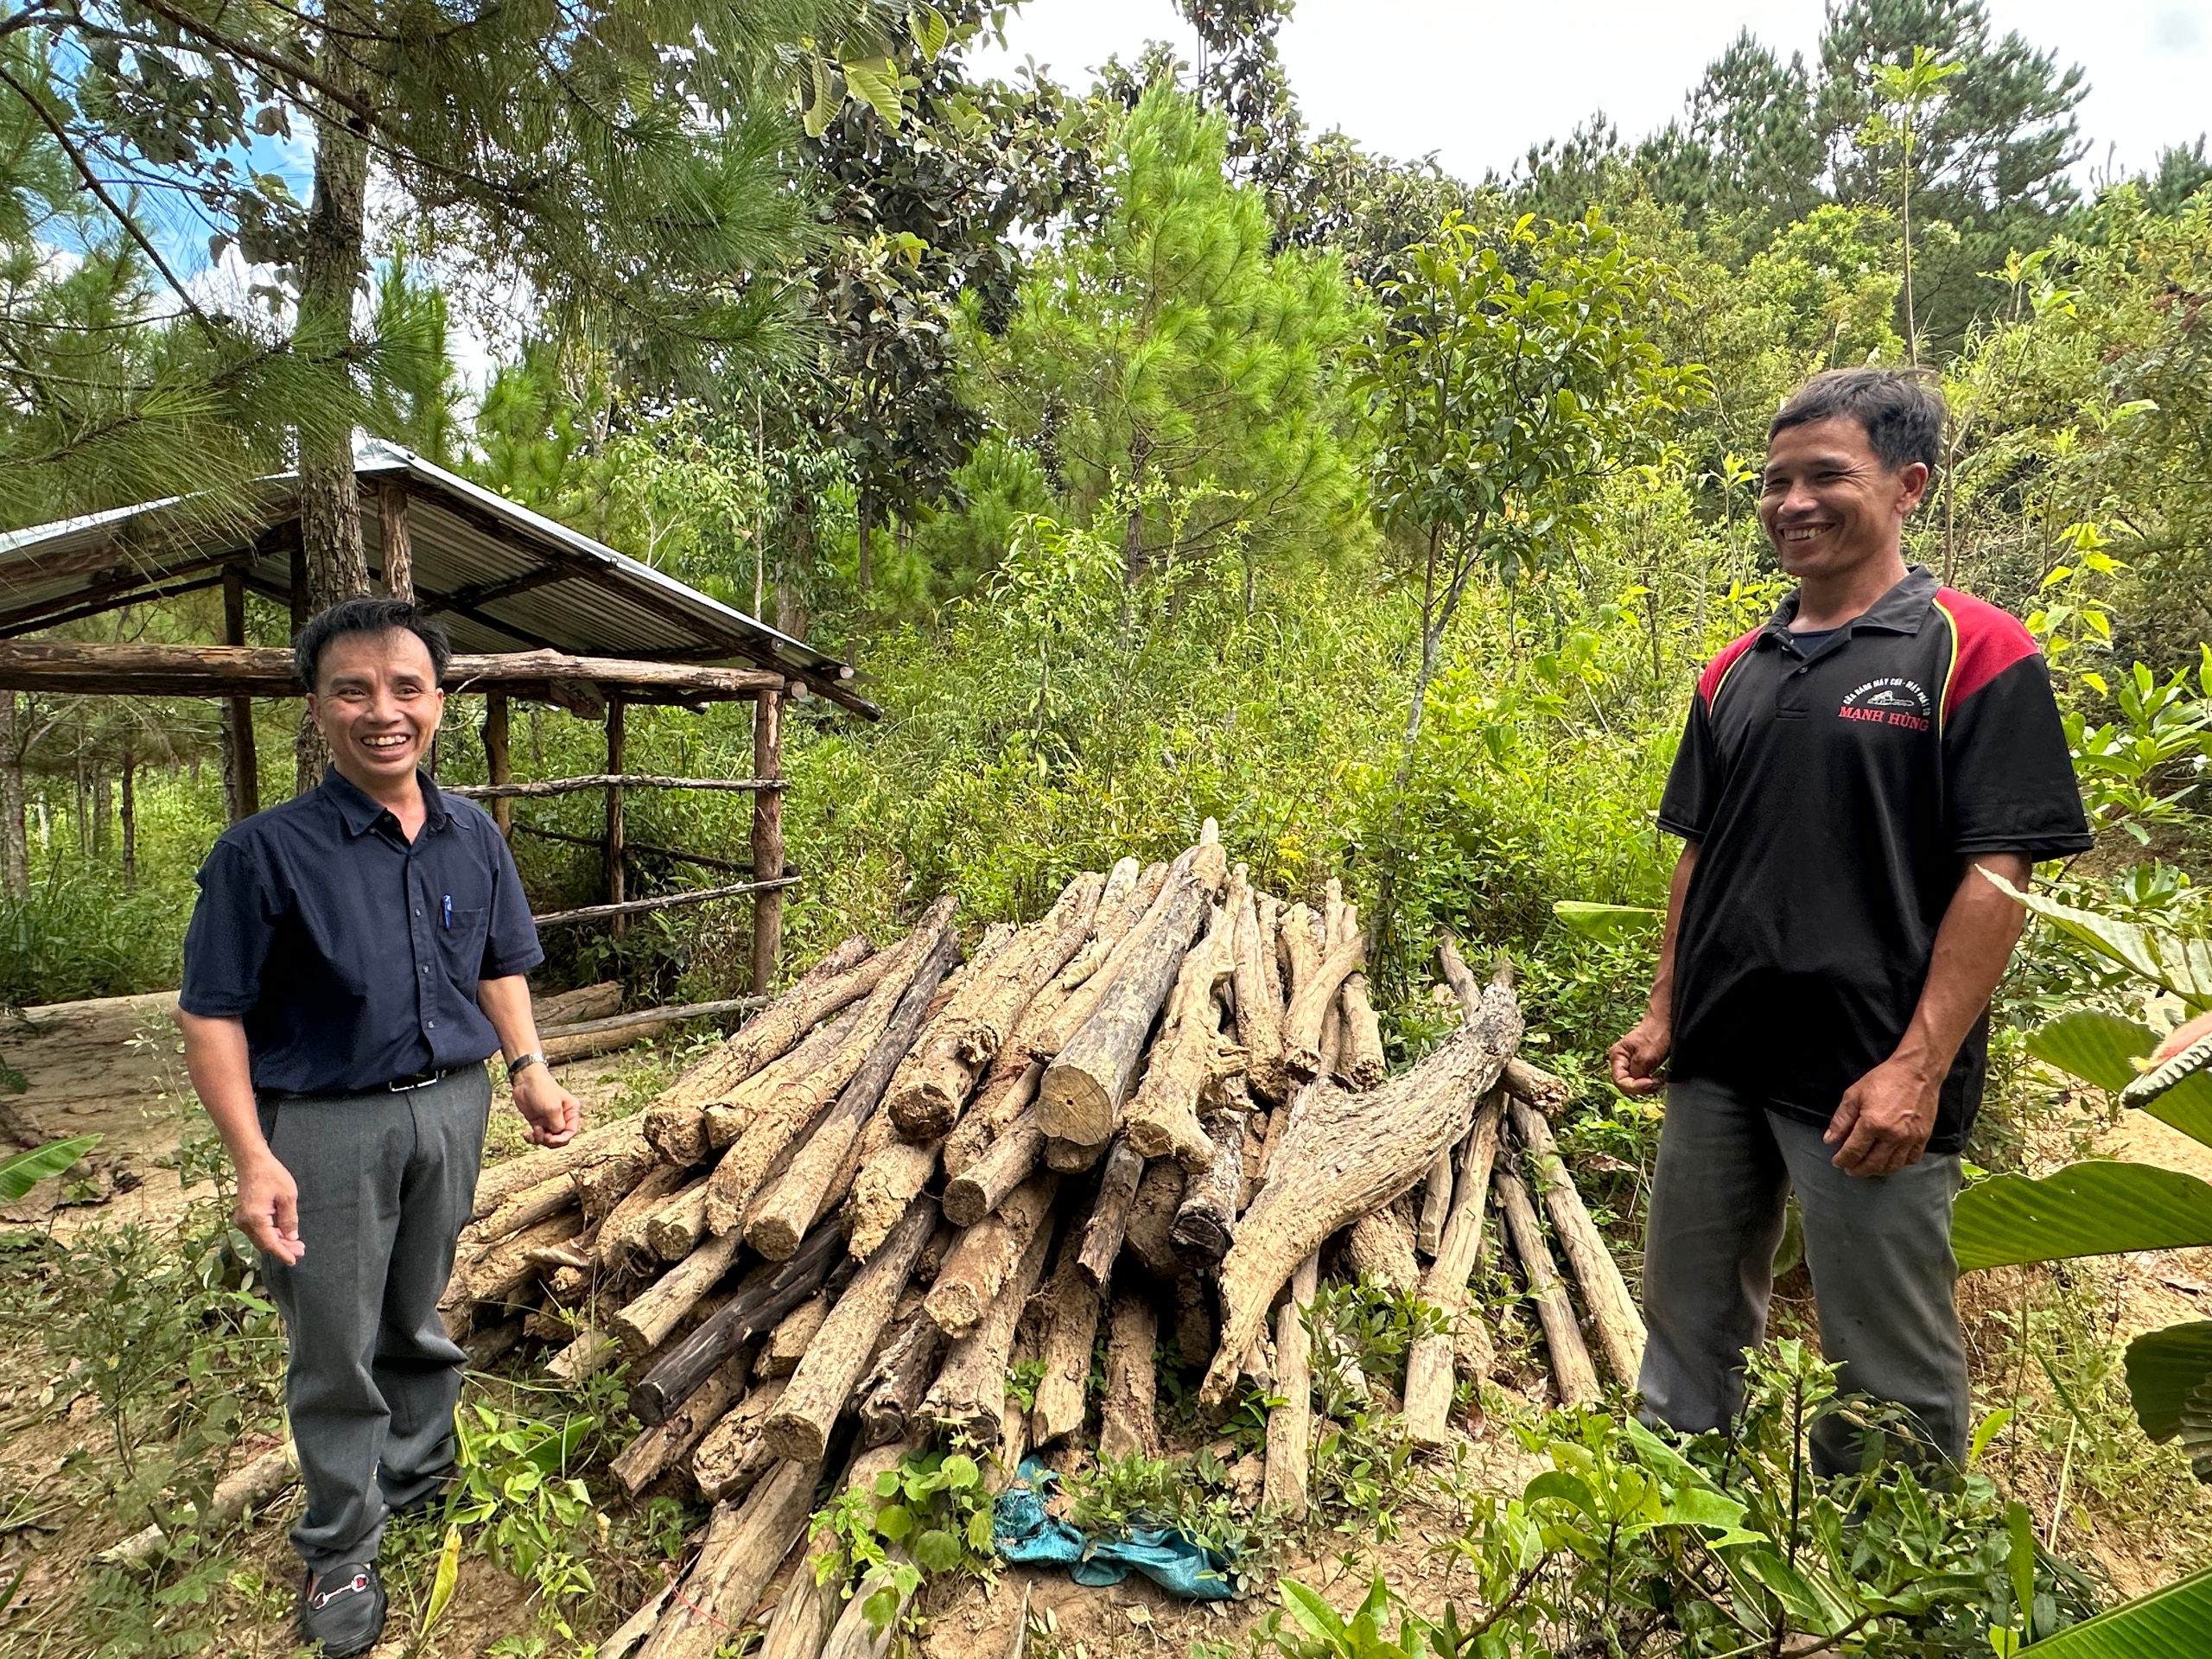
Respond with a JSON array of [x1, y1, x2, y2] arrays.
[[180, 597, 581, 1656], [1610, 369, 2092, 1472]]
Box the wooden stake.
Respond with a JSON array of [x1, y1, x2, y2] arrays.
[[1510, 1096, 1644, 1384], [611, 1231, 744, 1358], [1495, 1165, 1599, 1408], [752, 688, 785, 993], [1403, 1098, 1503, 1446], [1262, 1253, 1317, 1518]]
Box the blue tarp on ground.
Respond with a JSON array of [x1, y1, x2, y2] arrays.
[[991, 1459, 1236, 1599]]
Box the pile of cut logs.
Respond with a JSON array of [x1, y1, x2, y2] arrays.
[[438, 824, 1647, 1659]]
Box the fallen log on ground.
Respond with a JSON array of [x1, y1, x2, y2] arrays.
[[1097, 1288, 1161, 1461], [1029, 1242, 1101, 1446], [1262, 1253, 1318, 1518], [1495, 1161, 1600, 1408], [1510, 1096, 1645, 1385], [1403, 1096, 1503, 1446]]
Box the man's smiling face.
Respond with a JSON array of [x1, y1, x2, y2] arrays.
[[308, 628, 444, 792], [1758, 415, 1929, 585]]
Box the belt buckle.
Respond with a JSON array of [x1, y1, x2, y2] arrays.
[[387, 1070, 443, 1092]]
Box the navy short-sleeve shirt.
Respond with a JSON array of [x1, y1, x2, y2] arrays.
[[1656, 566, 2093, 1151], [181, 768, 544, 1095]]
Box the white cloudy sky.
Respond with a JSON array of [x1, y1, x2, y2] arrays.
[[974, 0, 2210, 187]]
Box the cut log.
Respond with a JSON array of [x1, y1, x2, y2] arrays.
[[1417, 1148, 1453, 1258], [1278, 903, 1319, 1012], [472, 1118, 638, 1219], [639, 1456, 822, 1659], [1344, 1206, 1420, 1295], [704, 1004, 868, 1150], [1123, 899, 1238, 1170], [1230, 871, 1288, 1104], [922, 1215, 1052, 1445], [690, 1376, 791, 1502], [1042, 1136, 1103, 1173], [993, 1326, 1036, 1491], [646, 1179, 714, 1263], [541, 997, 766, 1065], [1335, 942, 1386, 1090], [572, 1128, 660, 1221], [99, 1439, 298, 1566], [547, 1328, 619, 1385], [942, 1057, 1043, 1179], [1052, 858, 1164, 995], [885, 874, 1105, 1140], [1199, 973, 1523, 1408], [598, 1166, 694, 1274], [1503, 1057, 1571, 1113], [1495, 1165, 1599, 1408], [1257, 894, 1287, 1011], [1172, 1273, 1217, 1368], [1170, 1107, 1244, 1269], [1283, 932, 1367, 1083], [631, 1222, 845, 1426], [857, 1303, 949, 1448], [1096, 1290, 1160, 1462], [758, 1293, 830, 1378], [536, 981, 624, 1027], [757, 1550, 836, 1659], [844, 1128, 943, 1260], [1039, 834, 1230, 1145], [1077, 1138, 1144, 1290], [1262, 1253, 1318, 1517], [1029, 1242, 1101, 1446], [1121, 1160, 1185, 1281], [763, 1197, 938, 1463], [461, 1211, 584, 1306], [611, 1230, 745, 1357], [1403, 1097, 1503, 1446], [924, 1173, 1058, 1337], [480, 1173, 580, 1243], [941, 1103, 1044, 1227], [745, 925, 961, 1258], [1510, 1097, 1644, 1384], [611, 1351, 753, 1497]]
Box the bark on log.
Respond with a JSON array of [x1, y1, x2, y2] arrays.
[[757, 1552, 836, 1659], [1039, 836, 1230, 1146], [571, 1129, 660, 1222], [856, 1304, 948, 1449], [763, 1198, 938, 1463], [1199, 975, 1523, 1408], [1029, 1243, 1101, 1446], [1403, 1098, 1503, 1446], [1170, 1108, 1244, 1270], [1028, 849, 1198, 1065], [1257, 895, 1287, 1014], [461, 1211, 584, 1306], [612, 1230, 746, 1357], [99, 1440, 297, 1566], [1262, 1253, 1318, 1517], [1417, 1149, 1453, 1258], [1495, 1165, 1599, 1408], [540, 997, 766, 1065], [690, 1377, 790, 1503], [1503, 1057, 1571, 1113], [611, 1351, 753, 1497], [1077, 1138, 1144, 1290], [1344, 1206, 1420, 1295], [1052, 859, 1162, 995], [1278, 904, 1319, 1013], [703, 1005, 866, 1151], [599, 1166, 695, 1274], [923, 1217, 1052, 1445], [924, 1173, 1057, 1337], [942, 1057, 1043, 1180], [631, 1223, 844, 1426], [1230, 872, 1288, 1104], [843, 1128, 943, 1260], [1335, 945, 1386, 1090], [1123, 899, 1238, 1170], [941, 1103, 1044, 1227], [548, 1329, 620, 1385], [1042, 1136, 1103, 1173], [758, 1293, 830, 1378], [473, 1118, 639, 1218], [886, 875, 1105, 1140], [1121, 1160, 1185, 1281], [481, 1173, 581, 1243], [1173, 1273, 1216, 1368], [1510, 1097, 1644, 1384], [1283, 933, 1368, 1083], [1096, 1291, 1160, 1463], [647, 1179, 714, 1263], [640, 1456, 820, 1659], [745, 926, 960, 1258]]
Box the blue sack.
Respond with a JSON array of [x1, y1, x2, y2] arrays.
[[991, 1458, 1236, 1599]]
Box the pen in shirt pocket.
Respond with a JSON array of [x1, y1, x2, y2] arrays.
[[442, 893, 453, 930]]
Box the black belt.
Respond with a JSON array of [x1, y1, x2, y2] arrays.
[[385, 1067, 452, 1092]]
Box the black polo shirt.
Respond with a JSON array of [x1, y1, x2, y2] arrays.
[[181, 768, 543, 1096], [1656, 566, 2092, 1151]]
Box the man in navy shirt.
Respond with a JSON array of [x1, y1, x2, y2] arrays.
[[181, 597, 581, 1656], [1610, 370, 2092, 1473]]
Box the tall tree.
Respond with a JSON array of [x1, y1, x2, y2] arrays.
[[1638, 32, 1827, 238]]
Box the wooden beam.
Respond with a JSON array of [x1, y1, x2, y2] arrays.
[[605, 696, 626, 936], [531, 875, 799, 930], [418, 563, 572, 616], [752, 688, 784, 994], [443, 774, 784, 800], [378, 481, 415, 601], [510, 821, 781, 877], [220, 569, 259, 823], [0, 556, 238, 635]]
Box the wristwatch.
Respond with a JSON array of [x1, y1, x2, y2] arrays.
[[506, 1051, 548, 1084]]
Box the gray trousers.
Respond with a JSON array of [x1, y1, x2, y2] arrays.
[[1637, 1076, 1968, 1474], [257, 1065, 490, 1572]]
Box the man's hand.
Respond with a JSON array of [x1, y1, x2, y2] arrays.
[[236, 1152, 304, 1264], [1825, 1057, 1939, 1177], [2152, 1008, 2212, 1064], [513, 1065, 582, 1147], [1609, 1013, 1673, 1096]]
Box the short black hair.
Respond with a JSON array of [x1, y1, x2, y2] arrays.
[[1769, 368, 1947, 474], [293, 596, 452, 692]]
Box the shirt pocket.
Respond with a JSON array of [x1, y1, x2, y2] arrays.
[[435, 904, 493, 979]]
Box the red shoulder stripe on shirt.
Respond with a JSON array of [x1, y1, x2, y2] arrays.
[[1696, 628, 1763, 709], [1934, 587, 2040, 727]]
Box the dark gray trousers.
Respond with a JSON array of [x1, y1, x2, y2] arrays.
[[1637, 1076, 1969, 1474], [257, 1065, 490, 1572]]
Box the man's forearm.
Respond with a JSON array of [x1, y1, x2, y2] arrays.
[[477, 975, 543, 1064], [1646, 842, 1700, 1017], [1891, 854, 2031, 1083], [179, 1011, 273, 1168]]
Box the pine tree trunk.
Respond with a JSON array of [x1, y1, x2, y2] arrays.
[[118, 737, 136, 886], [0, 693, 27, 897]]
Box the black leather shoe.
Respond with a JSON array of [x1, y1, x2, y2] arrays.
[[300, 1561, 386, 1658]]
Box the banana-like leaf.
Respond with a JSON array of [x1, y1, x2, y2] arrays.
[[1981, 870, 2212, 1001], [1951, 1162, 2212, 1271], [2180, 1380, 2212, 1483], [2123, 1319, 2212, 1443], [2024, 1563, 2212, 1657], [0, 1134, 101, 1202], [2025, 1010, 2156, 1090], [1552, 900, 1661, 941]]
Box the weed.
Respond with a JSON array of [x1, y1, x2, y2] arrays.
[[811, 1449, 996, 1633]]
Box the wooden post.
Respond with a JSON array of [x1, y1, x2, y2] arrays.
[[751, 687, 784, 993], [605, 696, 626, 938], [220, 567, 259, 823], [378, 480, 415, 601], [119, 733, 136, 886], [0, 691, 26, 898], [482, 692, 512, 839]]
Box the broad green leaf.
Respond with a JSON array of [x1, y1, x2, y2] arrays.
[[874, 1502, 914, 1542], [1981, 871, 2212, 1001], [1661, 1485, 1751, 1535], [0, 1134, 100, 1201], [1968, 1406, 2014, 1469], [906, 3, 948, 60], [939, 1453, 979, 1491], [1952, 1162, 2212, 1270], [2144, 1072, 2212, 1150], [965, 1507, 995, 1553], [2004, 1501, 2036, 1632], [861, 1583, 902, 1634], [912, 1529, 962, 1574], [1551, 900, 1661, 942], [2179, 1378, 2212, 1482], [2025, 1564, 2212, 1657], [1281, 1580, 1346, 1644], [422, 1523, 462, 1637], [2123, 1320, 2212, 1443], [2025, 1010, 2156, 1090], [802, 59, 840, 138], [842, 56, 902, 125]]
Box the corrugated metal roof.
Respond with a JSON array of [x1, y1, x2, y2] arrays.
[[0, 437, 874, 716]]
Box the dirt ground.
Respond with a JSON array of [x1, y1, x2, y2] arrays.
[[2, 1000, 2207, 1657]]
